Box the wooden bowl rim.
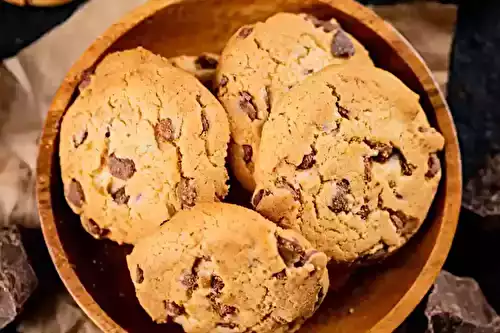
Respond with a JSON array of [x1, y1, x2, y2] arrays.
[[36, 0, 462, 332]]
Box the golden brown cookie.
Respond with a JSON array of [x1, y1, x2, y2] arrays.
[[59, 47, 230, 244], [216, 12, 373, 192], [127, 203, 329, 333], [169, 53, 220, 89], [253, 65, 445, 263]]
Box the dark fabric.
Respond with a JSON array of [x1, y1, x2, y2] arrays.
[[0, 0, 86, 60]]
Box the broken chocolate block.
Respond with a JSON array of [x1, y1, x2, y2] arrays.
[[0, 227, 38, 329]]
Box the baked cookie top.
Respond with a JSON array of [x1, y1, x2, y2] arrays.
[[216, 12, 373, 191], [127, 203, 329, 333], [59, 47, 230, 244], [253, 65, 445, 263]]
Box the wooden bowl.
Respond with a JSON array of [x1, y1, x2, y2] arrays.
[[36, 0, 462, 332]]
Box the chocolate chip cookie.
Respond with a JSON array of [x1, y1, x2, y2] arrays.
[[169, 53, 220, 88], [59, 47, 230, 244], [253, 65, 445, 263], [127, 203, 329, 332], [216, 12, 373, 191]]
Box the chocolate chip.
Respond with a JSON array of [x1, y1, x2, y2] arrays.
[[216, 323, 237, 329], [388, 180, 396, 188], [136, 265, 144, 284], [425, 154, 440, 179], [394, 148, 416, 176], [108, 154, 136, 180], [220, 75, 228, 88], [178, 178, 197, 208], [252, 189, 269, 208], [242, 145, 253, 164], [67, 179, 85, 207], [164, 301, 185, 317], [303, 68, 314, 75], [331, 30, 355, 58], [211, 275, 225, 293], [358, 205, 370, 220], [298, 153, 316, 169], [111, 187, 129, 205], [238, 26, 253, 38], [195, 54, 218, 69], [73, 130, 88, 148], [418, 126, 428, 133], [365, 140, 393, 163], [83, 218, 109, 238], [79, 69, 93, 91], [105, 128, 110, 138], [264, 85, 271, 112], [328, 180, 350, 214], [201, 111, 210, 133], [276, 235, 305, 267], [338, 106, 350, 119], [155, 118, 175, 142], [239, 91, 258, 120], [272, 269, 287, 280], [364, 157, 372, 182]]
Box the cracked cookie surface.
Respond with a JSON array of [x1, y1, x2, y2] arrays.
[[127, 203, 329, 333], [216, 12, 373, 192], [59, 47, 230, 244], [169, 53, 220, 89], [253, 65, 445, 263]]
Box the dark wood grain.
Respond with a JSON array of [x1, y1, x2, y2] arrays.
[[36, 0, 462, 332]]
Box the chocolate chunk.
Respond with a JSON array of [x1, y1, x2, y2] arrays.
[[0, 227, 37, 329], [111, 187, 129, 205], [214, 303, 237, 317], [272, 269, 287, 280], [154, 118, 175, 142], [201, 111, 210, 133], [78, 69, 93, 91], [83, 218, 109, 238], [178, 178, 197, 208], [358, 205, 370, 220], [239, 91, 258, 120], [276, 235, 305, 267], [331, 30, 355, 58], [211, 275, 225, 293], [426, 154, 441, 179], [72, 130, 88, 148], [195, 54, 218, 69], [365, 140, 393, 163], [242, 145, 253, 164], [298, 153, 316, 169], [388, 180, 396, 188], [252, 189, 269, 208], [425, 271, 500, 333], [180, 273, 197, 290], [164, 301, 185, 317], [67, 179, 85, 208], [108, 154, 136, 180], [328, 180, 350, 214], [238, 26, 253, 39], [304, 14, 337, 32], [135, 265, 144, 284], [389, 210, 419, 234]]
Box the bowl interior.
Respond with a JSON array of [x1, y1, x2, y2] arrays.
[[43, 0, 459, 332]]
